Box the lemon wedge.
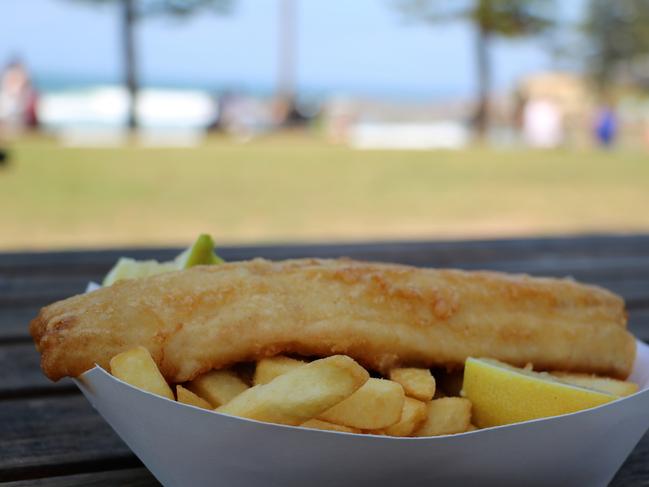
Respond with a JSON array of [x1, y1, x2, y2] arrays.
[[174, 233, 224, 269], [102, 234, 223, 286], [463, 357, 617, 428], [102, 258, 177, 286], [550, 372, 638, 397]]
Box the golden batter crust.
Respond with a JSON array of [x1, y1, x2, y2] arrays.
[[30, 258, 636, 382]]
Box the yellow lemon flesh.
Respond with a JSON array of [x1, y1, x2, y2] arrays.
[[102, 258, 177, 286], [103, 234, 223, 286], [463, 357, 618, 428]]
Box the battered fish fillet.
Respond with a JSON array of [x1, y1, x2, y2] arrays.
[[30, 258, 636, 383]]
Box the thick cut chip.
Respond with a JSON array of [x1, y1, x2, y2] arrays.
[[319, 378, 405, 430], [301, 419, 360, 434], [253, 356, 306, 385], [464, 357, 616, 428], [415, 397, 472, 436], [251, 359, 409, 431], [550, 372, 638, 397], [176, 385, 213, 410], [187, 369, 249, 407], [388, 368, 436, 401], [216, 355, 369, 426], [382, 397, 428, 437], [109, 346, 174, 400]]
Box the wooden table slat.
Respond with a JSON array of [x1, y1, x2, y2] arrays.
[[0, 343, 75, 398], [0, 306, 40, 341], [629, 308, 649, 340], [611, 430, 649, 486], [2, 234, 649, 274], [2, 468, 158, 486], [0, 395, 136, 482]]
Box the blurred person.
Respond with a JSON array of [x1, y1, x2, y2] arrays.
[[0, 58, 32, 136], [523, 97, 564, 148], [324, 97, 355, 145], [0, 59, 22, 166], [594, 103, 617, 148], [24, 79, 40, 131], [512, 88, 528, 142], [272, 96, 309, 129], [643, 117, 649, 150], [210, 90, 247, 136], [207, 91, 228, 133], [0, 118, 6, 164]]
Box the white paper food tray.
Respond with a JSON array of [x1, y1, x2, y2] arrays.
[[74, 340, 649, 487]]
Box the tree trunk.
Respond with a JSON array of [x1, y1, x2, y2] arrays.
[[121, 0, 138, 130], [474, 25, 490, 141], [277, 0, 301, 126], [278, 0, 296, 99]]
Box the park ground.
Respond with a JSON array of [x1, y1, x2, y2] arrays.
[[1, 134, 648, 250]]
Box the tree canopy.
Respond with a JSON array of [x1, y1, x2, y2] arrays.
[[395, 0, 555, 37], [65, 0, 234, 129], [394, 0, 555, 138], [584, 0, 649, 89]]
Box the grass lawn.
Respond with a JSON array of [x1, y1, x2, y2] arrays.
[[1, 134, 648, 250]]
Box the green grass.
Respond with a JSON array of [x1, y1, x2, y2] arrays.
[[1, 134, 648, 250]]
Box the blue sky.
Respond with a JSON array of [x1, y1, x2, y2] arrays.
[[2, 0, 585, 99]]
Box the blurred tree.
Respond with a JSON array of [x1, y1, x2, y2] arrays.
[[276, 0, 306, 127], [584, 0, 649, 92], [68, 0, 233, 130], [278, 0, 296, 100], [395, 0, 555, 139]]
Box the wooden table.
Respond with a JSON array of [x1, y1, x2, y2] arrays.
[[2, 235, 648, 486]]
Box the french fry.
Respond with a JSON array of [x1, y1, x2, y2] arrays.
[[388, 368, 436, 401], [109, 346, 174, 400], [319, 378, 405, 430], [253, 356, 306, 385], [414, 397, 472, 436], [382, 397, 428, 437], [187, 369, 249, 407], [550, 372, 639, 397], [176, 385, 213, 410], [216, 355, 369, 426], [301, 419, 360, 434]]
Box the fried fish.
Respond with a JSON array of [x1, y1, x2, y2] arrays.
[[30, 258, 636, 383]]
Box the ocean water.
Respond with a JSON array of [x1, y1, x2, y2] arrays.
[[33, 73, 466, 103], [31, 73, 469, 131]]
